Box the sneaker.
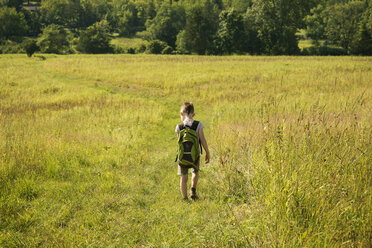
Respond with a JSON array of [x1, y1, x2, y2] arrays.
[[190, 188, 198, 200]]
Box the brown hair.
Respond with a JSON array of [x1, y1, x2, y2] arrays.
[[180, 102, 194, 115]]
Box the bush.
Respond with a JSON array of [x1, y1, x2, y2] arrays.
[[113, 45, 124, 54], [76, 20, 113, 54], [302, 46, 347, 56], [161, 46, 173, 54], [318, 46, 347, 55], [146, 40, 167, 54], [0, 40, 24, 54], [23, 39, 39, 57], [136, 44, 147, 53], [127, 47, 136, 54], [37, 24, 72, 54]]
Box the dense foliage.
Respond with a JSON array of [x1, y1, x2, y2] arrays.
[[1, 0, 371, 55], [37, 24, 71, 54], [76, 20, 114, 54], [0, 6, 28, 40]]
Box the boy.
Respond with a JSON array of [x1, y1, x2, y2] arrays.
[[175, 102, 210, 200]]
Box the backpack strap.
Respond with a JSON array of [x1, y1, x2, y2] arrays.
[[190, 121, 199, 130], [176, 123, 184, 162], [178, 123, 185, 131], [179, 121, 198, 130], [190, 121, 203, 154]]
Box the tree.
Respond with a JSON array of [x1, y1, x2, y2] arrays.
[[365, 3, 372, 34], [22, 8, 42, 36], [76, 20, 114, 54], [23, 39, 39, 57], [175, 30, 189, 54], [146, 2, 186, 48], [110, 0, 154, 36], [133, 0, 156, 31], [79, 0, 112, 28], [222, 0, 252, 13], [37, 24, 71, 54], [0, 7, 28, 40], [146, 39, 167, 54], [246, 0, 301, 55], [40, 0, 108, 29], [176, 0, 219, 55], [349, 22, 372, 55], [324, 1, 365, 50], [1, 0, 23, 11], [118, 2, 139, 36], [304, 4, 326, 43], [214, 8, 245, 54], [242, 8, 263, 54], [40, 0, 82, 29]]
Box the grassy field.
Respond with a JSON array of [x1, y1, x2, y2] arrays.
[[0, 54, 371, 247]]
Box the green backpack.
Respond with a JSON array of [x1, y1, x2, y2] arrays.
[[176, 121, 202, 169]]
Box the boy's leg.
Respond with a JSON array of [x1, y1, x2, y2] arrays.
[[191, 157, 200, 189], [180, 174, 188, 199], [190, 172, 199, 200], [191, 172, 199, 189], [190, 158, 200, 200]]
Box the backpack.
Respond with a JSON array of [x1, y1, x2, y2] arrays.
[[176, 121, 202, 170]]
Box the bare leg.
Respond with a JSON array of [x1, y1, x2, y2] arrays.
[[180, 174, 188, 199], [191, 172, 199, 189]]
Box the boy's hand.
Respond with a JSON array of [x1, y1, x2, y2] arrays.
[[205, 153, 210, 164]]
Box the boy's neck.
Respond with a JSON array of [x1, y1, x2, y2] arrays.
[[183, 117, 193, 122]]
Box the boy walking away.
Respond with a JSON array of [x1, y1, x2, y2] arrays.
[[175, 102, 210, 200]]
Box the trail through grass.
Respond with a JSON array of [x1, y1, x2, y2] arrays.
[[0, 54, 371, 247]]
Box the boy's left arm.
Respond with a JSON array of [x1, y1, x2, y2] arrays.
[[199, 128, 210, 164]]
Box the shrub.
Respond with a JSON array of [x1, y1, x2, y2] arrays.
[[136, 44, 147, 53], [0, 40, 24, 54], [146, 40, 167, 54], [127, 47, 136, 54], [302, 46, 347, 56], [318, 46, 347, 55], [23, 39, 39, 57], [161, 46, 173, 54], [113, 45, 124, 54]]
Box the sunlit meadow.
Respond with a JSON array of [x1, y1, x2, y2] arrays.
[[0, 54, 371, 247]]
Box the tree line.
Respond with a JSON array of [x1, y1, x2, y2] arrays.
[[1, 0, 371, 56]]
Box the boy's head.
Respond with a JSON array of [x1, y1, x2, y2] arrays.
[[180, 102, 194, 120]]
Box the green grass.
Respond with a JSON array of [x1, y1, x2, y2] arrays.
[[0, 54, 371, 247], [298, 39, 314, 49], [111, 37, 149, 52]]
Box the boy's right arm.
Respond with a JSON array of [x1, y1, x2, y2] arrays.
[[199, 128, 210, 164]]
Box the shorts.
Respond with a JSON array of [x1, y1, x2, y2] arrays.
[[177, 157, 200, 175]]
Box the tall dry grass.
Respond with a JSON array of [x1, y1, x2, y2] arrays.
[[0, 54, 370, 246]]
